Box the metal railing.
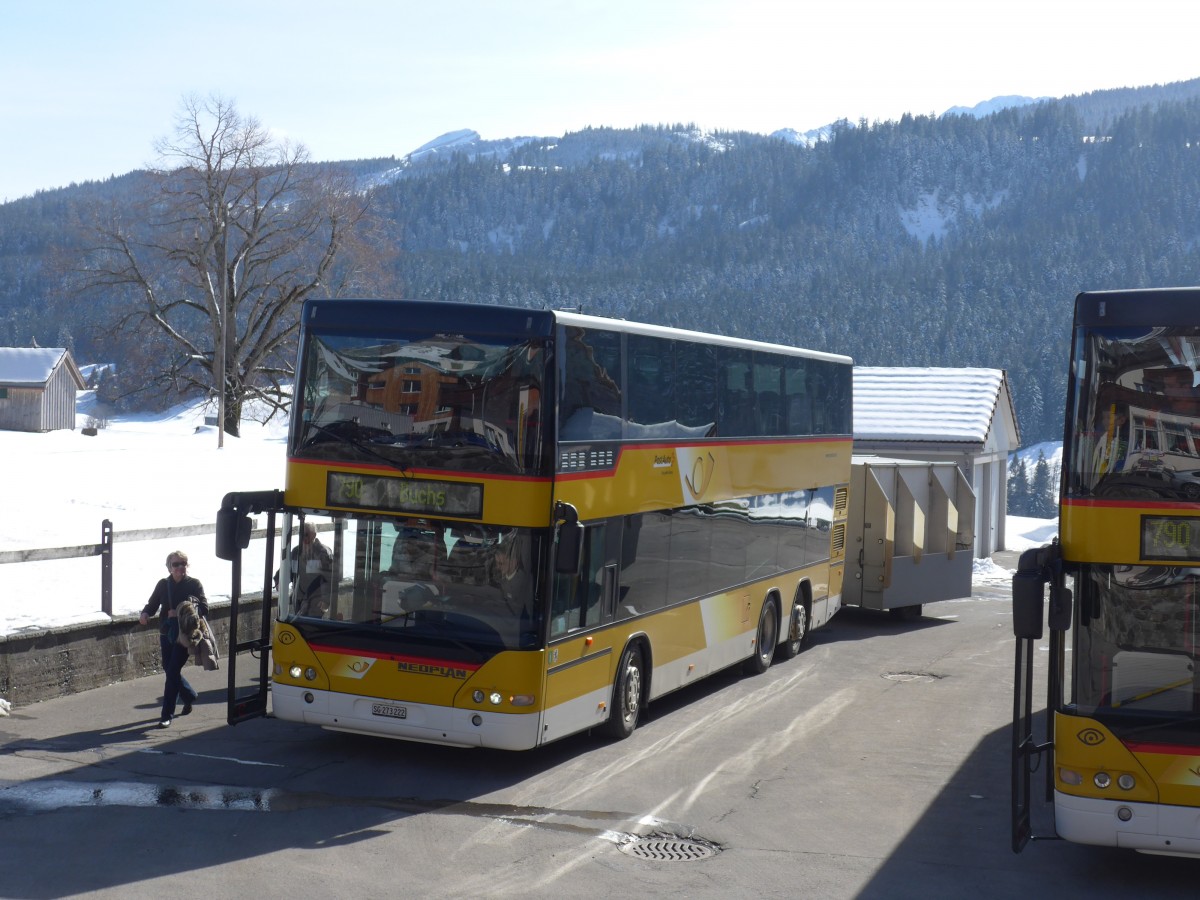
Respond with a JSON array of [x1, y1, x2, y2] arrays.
[[0, 519, 266, 616]]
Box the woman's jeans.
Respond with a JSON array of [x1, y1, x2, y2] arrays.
[[159, 630, 196, 707], [160, 638, 197, 722]]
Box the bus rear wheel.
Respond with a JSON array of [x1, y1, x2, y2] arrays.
[[779, 602, 809, 660], [600, 643, 644, 740], [744, 598, 778, 675]]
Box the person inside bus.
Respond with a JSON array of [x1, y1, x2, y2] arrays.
[[290, 522, 334, 617], [444, 527, 492, 585], [389, 520, 446, 582], [495, 542, 539, 646], [140, 550, 206, 728], [495, 544, 533, 617]]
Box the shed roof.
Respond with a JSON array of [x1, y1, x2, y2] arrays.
[[853, 366, 1017, 445], [0, 348, 87, 388]]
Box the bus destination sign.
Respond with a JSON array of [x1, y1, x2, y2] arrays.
[[1141, 514, 1200, 561], [327, 472, 483, 518]]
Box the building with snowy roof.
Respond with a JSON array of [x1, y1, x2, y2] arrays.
[[853, 367, 1020, 557], [0, 347, 87, 432]]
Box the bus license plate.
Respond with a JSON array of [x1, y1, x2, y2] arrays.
[[371, 703, 407, 719]]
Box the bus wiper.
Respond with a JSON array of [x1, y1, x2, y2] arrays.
[[300, 419, 410, 477], [405, 609, 492, 661]]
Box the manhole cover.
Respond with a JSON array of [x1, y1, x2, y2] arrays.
[[882, 671, 940, 683], [619, 836, 720, 861]]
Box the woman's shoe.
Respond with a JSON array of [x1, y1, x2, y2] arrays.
[[180, 701, 193, 716], [158, 718, 171, 729]]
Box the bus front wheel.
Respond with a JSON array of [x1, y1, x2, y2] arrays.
[[601, 643, 644, 740], [744, 598, 778, 675]]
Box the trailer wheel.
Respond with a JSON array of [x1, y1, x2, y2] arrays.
[[779, 602, 809, 659], [600, 643, 644, 740], [744, 598, 778, 675]]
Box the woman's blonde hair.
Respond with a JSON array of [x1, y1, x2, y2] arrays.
[[166, 550, 189, 567]]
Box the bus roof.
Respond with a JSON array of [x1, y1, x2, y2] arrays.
[[1076, 287, 1200, 327], [553, 308, 852, 364], [302, 299, 852, 365]]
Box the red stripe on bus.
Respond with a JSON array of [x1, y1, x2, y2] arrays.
[[308, 642, 483, 671], [1122, 740, 1200, 756], [1062, 497, 1197, 511]]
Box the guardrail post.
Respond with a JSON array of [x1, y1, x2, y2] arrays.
[[101, 519, 113, 616]]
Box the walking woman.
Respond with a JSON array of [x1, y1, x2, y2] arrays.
[[140, 550, 207, 728]]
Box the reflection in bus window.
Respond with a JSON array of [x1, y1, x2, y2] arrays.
[[1070, 327, 1200, 500], [560, 327, 622, 441]]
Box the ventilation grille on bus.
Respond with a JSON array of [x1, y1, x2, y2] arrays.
[[834, 486, 849, 517], [831, 523, 846, 554]]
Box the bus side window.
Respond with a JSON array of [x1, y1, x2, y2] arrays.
[[561, 327, 623, 441]]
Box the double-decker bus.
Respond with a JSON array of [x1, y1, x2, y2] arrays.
[[218, 299, 852, 750], [1013, 288, 1200, 855]]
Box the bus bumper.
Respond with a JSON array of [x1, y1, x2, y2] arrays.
[[1056, 790, 1200, 856], [271, 683, 542, 751]]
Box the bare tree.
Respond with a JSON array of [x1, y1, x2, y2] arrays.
[[81, 94, 384, 436]]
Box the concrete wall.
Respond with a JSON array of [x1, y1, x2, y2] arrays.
[[0, 598, 267, 708]]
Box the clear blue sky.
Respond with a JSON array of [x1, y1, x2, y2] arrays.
[[2, 0, 1196, 201]]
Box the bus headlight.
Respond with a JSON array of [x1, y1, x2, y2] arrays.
[[1094, 772, 1112, 789], [289, 665, 303, 679], [1059, 768, 1083, 786], [1117, 774, 1136, 791], [472, 689, 535, 707]]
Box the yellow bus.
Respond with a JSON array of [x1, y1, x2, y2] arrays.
[[218, 299, 852, 749], [1013, 288, 1200, 854]]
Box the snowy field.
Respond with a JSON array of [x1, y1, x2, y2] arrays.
[[0, 395, 288, 636], [971, 514, 1058, 587], [0, 394, 1056, 636]]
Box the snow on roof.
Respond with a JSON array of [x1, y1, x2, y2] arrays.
[[854, 366, 1006, 443], [0, 347, 81, 386]]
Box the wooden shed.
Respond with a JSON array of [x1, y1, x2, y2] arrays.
[[0, 347, 87, 432], [852, 366, 1021, 558]]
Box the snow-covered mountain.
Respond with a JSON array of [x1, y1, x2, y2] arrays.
[[394, 93, 1045, 168], [352, 92, 1072, 194], [942, 95, 1049, 118], [771, 125, 833, 147]]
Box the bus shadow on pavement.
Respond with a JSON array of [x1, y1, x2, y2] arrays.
[[809, 604, 957, 647], [852, 721, 1199, 899]]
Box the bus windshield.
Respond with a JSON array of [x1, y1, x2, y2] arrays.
[[1066, 320, 1200, 731], [1067, 325, 1200, 500], [293, 328, 549, 476], [279, 514, 545, 652]]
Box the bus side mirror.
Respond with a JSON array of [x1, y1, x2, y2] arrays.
[[1012, 546, 1049, 640], [554, 501, 583, 575], [216, 506, 252, 561], [1012, 573, 1045, 640]]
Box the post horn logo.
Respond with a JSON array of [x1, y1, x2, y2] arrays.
[[684, 451, 716, 500]]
